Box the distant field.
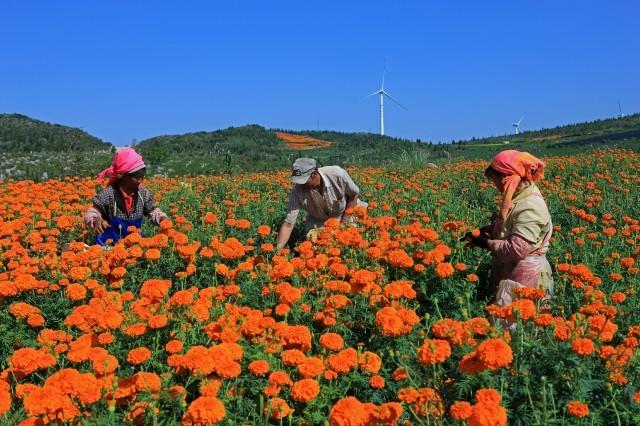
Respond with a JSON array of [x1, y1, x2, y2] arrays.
[[275, 132, 333, 150]]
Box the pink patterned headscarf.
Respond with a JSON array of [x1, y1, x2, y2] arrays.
[[489, 150, 546, 219], [98, 148, 146, 186]]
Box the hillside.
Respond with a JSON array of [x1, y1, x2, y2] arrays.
[[136, 125, 433, 174], [0, 114, 112, 152], [459, 113, 640, 146], [1, 112, 638, 180]]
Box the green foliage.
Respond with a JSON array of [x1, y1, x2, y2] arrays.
[[0, 114, 111, 152]]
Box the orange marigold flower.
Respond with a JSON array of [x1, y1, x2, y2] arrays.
[[567, 401, 589, 418], [620, 257, 635, 268], [392, 367, 409, 381], [127, 347, 152, 365], [609, 272, 623, 281], [370, 375, 385, 389], [268, 371, 293, 387], [468, 401, 507, 426], [265, 397, 294, 420], [291, 378, 320, 403], [235, 219, 251, 229], [435, 262, 455, 279], [374, 306, 419, 337], [281, 349, 306, 366], [257, 225, 271, 237], [134, 372, 161, 394], [9, 348, 56, 376], [329, 397, 368, 426], [572, 338, 595, 356], [386, 248, 414, 268], [248, 360, 270, 377], [165, 340, 184, 354], [0, 380, 11, 415], [139, 279, 171, 302], [144, 248, 161, 261], [450, 401, 473, 420], [476, 338, 513, 370], [203, 212, 218, 225], [298, 357, 325, 378], [417, 339, 452, 366], [182, 396, 226, 425], [507, 299, 536, 321], [358, 351, 382, 374], [611, 292, 626, 304], [475, 389, 502, 405], [66, 284, 87, 301], [455, 262, 467, 272], [97, 332, 114, 345], [27, 314, 45, 327], [319, 332, 344, 352], [148, 315, 168, 329]]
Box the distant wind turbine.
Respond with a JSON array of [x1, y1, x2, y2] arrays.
[[618, 100, 624, 118], [512, 115, 524, 135], [365, 68, 406, 136]]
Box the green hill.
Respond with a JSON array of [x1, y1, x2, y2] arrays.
[[136, 125, 434, 174], [0, 114, 111, 152], [458, 113, 640, 146], [1, 112, 638, 180]]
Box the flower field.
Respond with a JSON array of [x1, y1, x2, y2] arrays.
[[0, 149, 639, 425]]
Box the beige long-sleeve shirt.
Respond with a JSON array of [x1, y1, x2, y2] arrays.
[[285, 166, 360, 225]]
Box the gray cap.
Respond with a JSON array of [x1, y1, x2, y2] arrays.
[[291, 158, 317, 184]]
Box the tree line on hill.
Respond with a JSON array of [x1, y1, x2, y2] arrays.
[[0, 114, 112, 152]]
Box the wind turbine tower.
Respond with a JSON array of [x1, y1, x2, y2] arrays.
[[512, 116, 524, 135], [366, 69, 406, 136]]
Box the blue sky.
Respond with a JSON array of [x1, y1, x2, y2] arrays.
[[1, 1, 638, 145]]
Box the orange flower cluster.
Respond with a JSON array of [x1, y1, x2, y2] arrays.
[[459, 338, 513, 374], [168, 343, 243, 378], [398, 387, 445, 418], [329, 396, 403, 426], [375, 306, 420, 337], [567, 400, 589, 418], [450, 388, 507, 426], [417, 339, 452, 366]]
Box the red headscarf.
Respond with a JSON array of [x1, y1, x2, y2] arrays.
[[98, 148, 146, 187], [489, 150, 546, 219]]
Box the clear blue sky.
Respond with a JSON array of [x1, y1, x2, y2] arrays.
[[2, 0, 638, 145]]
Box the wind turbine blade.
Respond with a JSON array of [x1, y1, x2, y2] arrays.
[[364, 90, 382, 99], [517, 115, 525, 125], [382, 91, 407, 110], [381, 67, 386, 90]]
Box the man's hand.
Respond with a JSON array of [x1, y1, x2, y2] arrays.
[[276, 222, 295, 252], [89, 218, 110, 235]]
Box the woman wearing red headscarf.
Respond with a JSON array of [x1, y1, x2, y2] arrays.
[[84, 148, 168, 246], [463, 150, 553, 304]]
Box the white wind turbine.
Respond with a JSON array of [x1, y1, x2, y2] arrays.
[[365, 68, 406, 136], [512, 115, 524, 134]]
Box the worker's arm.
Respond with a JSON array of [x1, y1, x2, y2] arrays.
[[342, 194, 359, 224], [84, 204, 110, 234], [340, 168, 360, 224], [276, 222, 295, 251], [277, 190, 300, 250]]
